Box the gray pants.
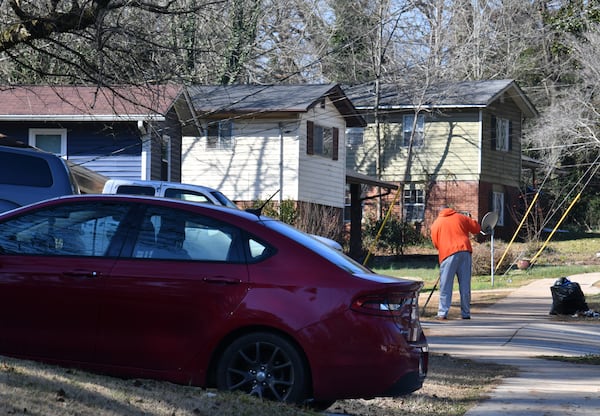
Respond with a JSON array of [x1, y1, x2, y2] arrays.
[[437, 251, 472, 318]]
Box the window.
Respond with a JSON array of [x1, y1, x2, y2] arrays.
[[306, 120, 339, 160], [491, 116, 511, 152], [164, 188, 211, 204], [248, 237, 270, 261], [403, 186, 425, 222], [0, 151, 53, 187], [161, 135, 171, 181], [402, 114, 424, 147], [492, 191, 505, 226], [346, 127, 364, 147], [207, 120, 233, 150], [115, 185, 156, 196], [29, 128, 67, 157], [209, 191, 239, 209], [132, 207, 245, 262], [0, 202, 129, 257], [315, 125, 333, 156], [344, 184, 352, 223], [343, 183, 365, 223], [496, 118, 510, 151]]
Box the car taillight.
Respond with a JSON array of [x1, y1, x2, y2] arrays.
[[351, 293, 411, 315], [351, 291, 423, 342]]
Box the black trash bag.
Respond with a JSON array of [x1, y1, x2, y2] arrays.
[[549, 277, 589, 315]]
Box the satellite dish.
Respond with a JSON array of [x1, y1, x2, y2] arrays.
[[480, 211, 499, 235], [481, 211, 499, 287]]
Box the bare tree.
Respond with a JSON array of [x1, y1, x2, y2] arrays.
[[321, 0, 383, 83], [0, 1, 232, 85], [247, 0, 331, 83], [441, 0, 541, 81], [527, 24, 600, 168], [219, 0, 261, 84]]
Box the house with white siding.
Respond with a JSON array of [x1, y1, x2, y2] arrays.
[[181, 84, 365, 240]]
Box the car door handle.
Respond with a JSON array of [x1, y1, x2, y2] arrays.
[[62, 270, 101, 279], [202, 276, 242, 285]]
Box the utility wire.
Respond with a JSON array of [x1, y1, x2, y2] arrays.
[[529, 152, 600, 267]]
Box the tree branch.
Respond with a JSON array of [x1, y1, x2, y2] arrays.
[[1, 0, 98, 52]]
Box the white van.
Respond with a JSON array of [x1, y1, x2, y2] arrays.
[[102, 179, 239, 209]]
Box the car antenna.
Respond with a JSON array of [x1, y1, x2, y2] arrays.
[[245, 189, 280, 216]]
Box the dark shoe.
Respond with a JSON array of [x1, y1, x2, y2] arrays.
[[435, 315, 447, 320], [462, 316, 471, 320]]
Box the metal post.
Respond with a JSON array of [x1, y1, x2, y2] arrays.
[[490, 228, 495, 287]]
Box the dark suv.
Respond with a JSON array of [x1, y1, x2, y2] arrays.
[[0, 142, 79, 213]]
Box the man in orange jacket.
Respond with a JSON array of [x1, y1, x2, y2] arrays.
[[430, 207, 481, 320]]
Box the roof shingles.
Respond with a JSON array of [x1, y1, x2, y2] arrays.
[[0, 85, 183, 119]]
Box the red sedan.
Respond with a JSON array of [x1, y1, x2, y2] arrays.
[[0, 194, 428, 408]]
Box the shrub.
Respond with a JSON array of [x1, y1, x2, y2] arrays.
[[250, 198, 297, 225], [249, 199, 343, 243], [472, 241, 515, 275], [363, 216, 425, 256], [295, 202, 343, 242]]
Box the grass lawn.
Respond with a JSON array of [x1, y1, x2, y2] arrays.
[[0, 352, 514, 416], [372, 233, 600, 291], [1, 234, 598, 415]]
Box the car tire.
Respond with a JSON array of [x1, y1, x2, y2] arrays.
[[216, 332, 310, 404]]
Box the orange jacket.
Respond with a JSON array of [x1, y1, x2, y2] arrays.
[[430, 208, 481, 263]]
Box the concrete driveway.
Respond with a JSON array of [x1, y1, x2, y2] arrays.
[[422, 273, 600, 415]]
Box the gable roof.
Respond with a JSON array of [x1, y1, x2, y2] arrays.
[[344, 79, 538, 118], [187, 84, 366, 127], [0, 85, 185, 121]]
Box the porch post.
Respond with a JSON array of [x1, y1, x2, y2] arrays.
[[349, 183, 363, 260]]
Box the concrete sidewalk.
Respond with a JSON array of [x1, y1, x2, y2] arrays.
[[422, 273, 600, 416]]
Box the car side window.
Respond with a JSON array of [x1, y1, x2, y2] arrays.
[[0, 202, 130, 257], [248, 238, 271, 262], [115, 185, 156, 196], [0, 151, 53, 187], [164, 188, 212, 204], [131, 207, 245, 262]]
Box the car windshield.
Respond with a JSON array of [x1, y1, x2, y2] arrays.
[[261, 218, 371, 275], [211, 191, 239, 209]]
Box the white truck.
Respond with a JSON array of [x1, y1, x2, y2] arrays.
[[102, 179, 239, 209], [102, 179, 343, 251]]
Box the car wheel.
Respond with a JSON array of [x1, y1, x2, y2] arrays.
[[216, 332, 310, 403]]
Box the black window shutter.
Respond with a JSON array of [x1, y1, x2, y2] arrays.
[[490, 115, 497, 150], [307, 121, 314, 155], [332, 127, 339, 160], [508, 120, 513, 151]]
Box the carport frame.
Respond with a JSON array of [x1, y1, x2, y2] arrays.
[[346, 170, 398, 261]]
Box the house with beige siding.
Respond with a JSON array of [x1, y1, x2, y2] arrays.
[[181, 84, 365, 240], [344, 80, 538, 240]]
